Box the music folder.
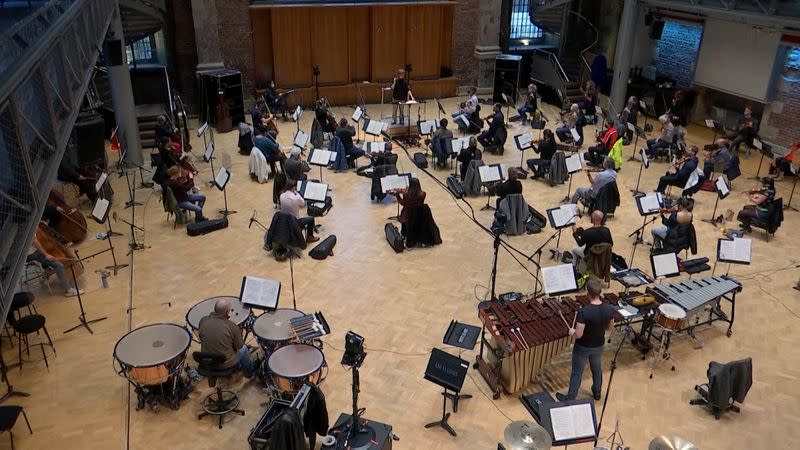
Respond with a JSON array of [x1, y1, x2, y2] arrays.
[[650, 252, 680, 279], [478, 164, 503, 184], [423, 348, 469, 393], [546, 204, 579, 229], [569, 128, 580, 142], [380, 173, 411, 193], [91, 197, 110, 224], [294, 130, 310, 149], [308, 148, 334, 167], [240, 275, 280, 311], [297, 180, 328, 202], [214, 166, 231, 191], [417, 119, 438, 136], [539, 400, 597, 445], [564, 154, 582, 174], [636, 192, 662, 216], [447, 138, 468, 154], [292, 105, 303, 122], [366, 141, 387, 154], [364, 119, 385, 136], [442, 320, 480, 350], [541, 264, 578, 296], [715, 175, 731, 199], [717, 237, 752, 265], [640, 148, 649, 169], [204, 140, 215, 162], [197, 122, 209, 137], [352, 106, 364, 122], [95, 172, 108, 193], [514, 132, 534, 151]]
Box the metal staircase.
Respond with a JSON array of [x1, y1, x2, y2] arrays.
[[0, 0, 116, 323]]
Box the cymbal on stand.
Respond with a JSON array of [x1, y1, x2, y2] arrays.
[[649, 435, 699, 450], [504, 421, 552, 450]]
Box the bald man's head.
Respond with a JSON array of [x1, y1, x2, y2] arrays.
[[591, 210, 604, 225], [214, 298, 231, 316], [716, 138, 730, 148]]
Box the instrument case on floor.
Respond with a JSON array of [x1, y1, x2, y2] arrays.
[[412, 152, 428, 169], [384, 223, 404, 253], [186, 217, 229, 236], [309, 235, 337, 260], [446, 175, 465, 199]]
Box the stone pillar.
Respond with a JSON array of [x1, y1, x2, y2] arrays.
[[474, 0, 503, 92], [610, 0, 639, 111], [191, 0, 224, 71], [107, 4, 143, 167]]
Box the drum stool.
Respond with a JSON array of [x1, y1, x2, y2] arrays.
[[192, 352, 245, 429], [11, 315, 54, 371]]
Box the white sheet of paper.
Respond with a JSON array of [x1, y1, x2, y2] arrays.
[[294, 130, 309, 148], [569, 128, 580, 142], [550, 403, 595, 442], [516, 132, 533, 150], [565, 154, 582, 173], [627, 122, 635, 132], [618, 308, 635, 318], [293, 106, 303, 122], [380, 175, 409, 193], [542, 264, 577, 296], [95, 172, 108, 192], [458, 114, 470, 127], [478, 165, 502, 183], [91, 197, 110, 223], [215, 167, 230, 190], [301, 181, 328, 202], [352, 106, 363, 122], [309, 149, 333, 166], [684, 168, 704, 190], [204, 140, 215, 161], [640, 149, 650, 169], [595, 105, 603, 116], [197, 122, 209, 137], [715, 176, 730, 197], [241, 276, 280, 310], [705, 119, 715, 128], [719, 238, 751, 263], [652, 253, 679, 278], [419, 120, 437, 135], [551, 204, 579, 228], [451, 138, 467, 153], [753, 138, 763, 150], [639, 192, 661, 214], [367, 141, 387, 154], [366, 120, 384, 135]]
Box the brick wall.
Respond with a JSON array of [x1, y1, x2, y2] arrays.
[[764, 78, 800, 147], [170, 0, 198, 110], [452, 0, 479, 87], [216, 0, 256, 101], [655, 19, 703, 88]]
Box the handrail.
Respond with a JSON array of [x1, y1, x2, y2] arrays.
[[567, 10, 598, 86], [532, 47, 570, 84]]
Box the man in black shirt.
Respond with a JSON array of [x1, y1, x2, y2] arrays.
[[391, 68, 413, 125], [557, 278, 616, 401], [478, 103, 506, 154], [571, 210, 613, 264], [335, 118, 365, 165], [494, 167, 522, 209], [526, 129, 557, 179], [456, 136, 480, 181]]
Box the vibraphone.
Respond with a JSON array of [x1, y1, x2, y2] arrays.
[[647, 275, 741, 337], [476, 293, 622, 397]]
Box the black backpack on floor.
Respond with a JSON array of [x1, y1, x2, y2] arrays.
[[413, 152, 428, 169], [446, 175, 465, 199]]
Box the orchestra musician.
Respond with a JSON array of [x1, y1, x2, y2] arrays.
[[556, 104, 584, 147], [166, 165, 206, 223], [430, 118, 454, 169], [703, 139, 733, 179], [517, 84, 539, 124], [737, 177, 775, 232], [724, 106, 758, 152], [556, 277, 616, 402], [578, 80, 598, 114], [284, 148, 310, 184], [618, 96, 639, 145], [391, 178, 426, 237], [251, 98, 265, 133], [646, 113, 675, 158], [479, 103, 506, 154], [656, 145, 699, 194], [571, 210, 613, 267], [453, 86, 480, 133], [456, 136, 481, 181], [155, 115, 177, 141], [651, 197, 693, 249], [335, 118, 366, 166], [57, 159, 99, 203], [391, 68, 414, 125], [265, 80, 288, 118], [770, 141, 800, 181], [491, 167, 522, 209], [279, 182, 320, 244], [570, 157, 617, 206], [585, 117, 619, 167], [526, 129, 557, 179], [314, 98, 337, 134], [198, 298, 257, 378], [253, 129, 286, 176], [27, 227, 82, 297]]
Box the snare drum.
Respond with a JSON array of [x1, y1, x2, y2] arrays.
[[114, 323, 191, 386], [656, 304, 686, 331], [267, 344, 325, 393], [253, 308, 305, 355], [186, 296, 251, 342]]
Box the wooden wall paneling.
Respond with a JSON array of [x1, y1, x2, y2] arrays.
[[271, 8, 312, 88], [371, 5, 407, 82], [251, 8, 274, 88], [309, 8, 349, 86], [439, 5, 454, 76], [347, 7, 371, 83], [405, 5, 442, 80]]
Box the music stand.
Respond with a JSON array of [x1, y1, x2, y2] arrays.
[[631, 148, 649, 195], [562, 154, 583, 202], [479, 164, 503, 211], [381, 173, 411, 221], [64, 259, 107, 335], [308, 148, 335, 182], [650, 252, 680, 280], [538, 399, 597, 447], [701, 175, 730, 226], [199, 121, 218, 188], [0, 350, 29, 404], [627, 123, 647, 162], [91, 197, 128, 275], [435, 98, 446, 121], [715, 237, 751, 276], [352, 106, 364, 144], [240, 275, 281, 311], [441, 321, 479, 412], [704, 119, 725, 142], [293, 105, 303, 133], [513, 131, 534, 169], [541, 264, 579, 297], [215, 166, 236, 216], [629, 192, 663, 265], [786, 165, 800, 212], [423, 348, 469, 437], [748, 138, 768, 180]]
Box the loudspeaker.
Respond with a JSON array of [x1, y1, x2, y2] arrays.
[[71, 113, 106, 167], [493, 54, 522, 103], [103, 39, 124, 66], [650, 20, 665, 40]]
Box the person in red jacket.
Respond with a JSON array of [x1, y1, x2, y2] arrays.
[[585, 118, 619, 167]]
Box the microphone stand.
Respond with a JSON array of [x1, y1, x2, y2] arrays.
[[123, 170, 142, 209], [489, 228, 502, 302], [104, 220, 128, 275], [529, 228, 562, 297], [64, 257, 108, 335], [628, 215, 658, 267], [594, 325, 632, 447], [118, 217, 146, 255]]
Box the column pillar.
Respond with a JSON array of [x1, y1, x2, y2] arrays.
[[191, 0, 224, 71], [474, 0, 503, 92], [106, 3, 143, 167], [610, 0, 639, 111]]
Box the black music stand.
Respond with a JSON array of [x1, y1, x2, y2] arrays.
[[513, 131, 534, 170], [0, 349, 29, 404], [123, 170, 142, 209], [441, 321, 479, 412], [629, 192, 663, 265], [240, 275, 281, 311], [627, 123, 647, 162], [424, 348, 469, 437], [714, 237, 752, 276], [64, 258, 107, 335], [785, 165, 800, 212], [704, 119, 725, 142], [479, 164, 504, 211], [214, 166, 236, 216], [562, 154, 583, 202], [701, 175, 731, 226], [747, 138, 768, 181], [631, 148, 650, 196], [537, 399, 597, 447], [91, 197, 128, 275], [541, 204, 579, 264], [435, 98, 446, 121]]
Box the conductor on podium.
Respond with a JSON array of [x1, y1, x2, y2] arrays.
[[391, 68, 414, 125]]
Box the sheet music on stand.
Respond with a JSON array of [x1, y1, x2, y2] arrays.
[[380, 173, 411, 193], [651, 252, 680, 278], [569, 128, 580, 142], [294, 130, 310, 149], [308, 148, 334, 166], [546, 204, 579, 229], [352, 106, 364, 122], [197, 122, 209, 137], [636, 192, 663, 216], [715, 175, 731, 199], [418, 119, 438, 136], [214, 166, 231, 191], [545, 401, 597, 443], [91, 197, 110, 224], [364, 119, 385, 136], [564, 154, 582, 174], [240, 275, 281, 311], [366, 141, 387, 154], [640, 148, 650, 169], [541, 264, 578, 296], [457, 114, 470, 128], [204, 140, 215, 162], [717, 237, 752, 265], [640, 100, 647, 110], [478, 164, 503, 183], [627, 122, 635, 132], [705, 119, 716, 129], [514, 132, 533, 151], [95, 172, 108, 192], [292, 105, 303, 122], [752, 138, 763, 151], [296, 180, 328, 202], [448, 137, 468, 154]]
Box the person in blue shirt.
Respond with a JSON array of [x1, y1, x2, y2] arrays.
[[656, 145, 699, 193], [703, 139, 732, 179], [253, 129, 285, 175]]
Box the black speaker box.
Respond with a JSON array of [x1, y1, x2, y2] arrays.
[[322, 413, 393, 450], [493, 54, 522, 103], [71, 113, 106, 167], [650, 20, 665, 40], [103, 39, 124, 66]]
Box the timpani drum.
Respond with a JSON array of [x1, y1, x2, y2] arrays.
[[252, 308, 305, 356], [186, 295, 252, 342], [656, 304, 686, 331], [267, 344, 326, 394], [113, 323, 192, 411]]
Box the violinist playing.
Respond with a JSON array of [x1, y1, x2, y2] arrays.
[[651, 197, 693, 250], [656, 145, 699, 194], [315, 98, 337, 134], [724, 106, 758, 152], [453, 86, 480, 133], [517, 84, 539, 124], [27, 226, 82, 297], [585, 117, 619, 167], [167, 165, 207, 223], [737, 177, 775, 233]]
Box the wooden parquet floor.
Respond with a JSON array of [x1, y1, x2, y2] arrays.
[[4, 97, 799, 450]]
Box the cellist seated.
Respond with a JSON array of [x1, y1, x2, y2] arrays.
[[27, 227, 82, 297]]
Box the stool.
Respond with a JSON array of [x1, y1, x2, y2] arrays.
[[10, 293, 37, 321], [193, 352, 244, 429], [12, 315, 54, 371], [0, 406, 32, 450]]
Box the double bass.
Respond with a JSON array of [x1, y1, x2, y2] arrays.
[[47, 190, 88, 243], [35, 222, 83, 278]]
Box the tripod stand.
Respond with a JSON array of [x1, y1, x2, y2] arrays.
[[123, 170, 142, 209], [425, 388, 458, 437], [594, 326, 632, 447], [0, 351, 29, 404], [628, 215, 658, 267], [63, 262, 107, 335], [104, 220, 128, 274]]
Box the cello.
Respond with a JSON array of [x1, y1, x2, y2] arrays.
[[47, 190, 88, 243], [35, 222, 84, 278]]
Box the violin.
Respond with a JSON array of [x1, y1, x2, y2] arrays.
[[47, 190, 87, 244], [35, 222, 83, 278]]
